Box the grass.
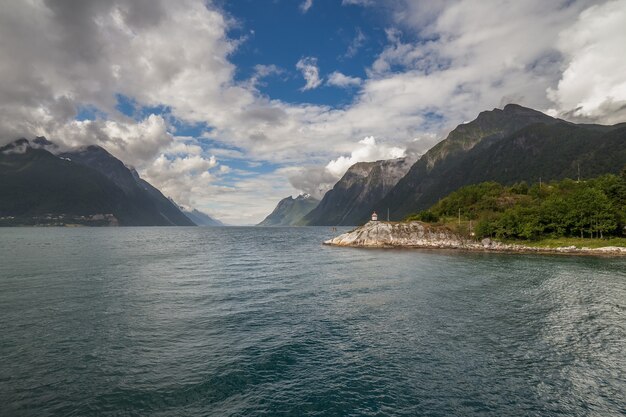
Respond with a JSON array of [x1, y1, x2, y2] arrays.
[[503, 237, 626, 249]]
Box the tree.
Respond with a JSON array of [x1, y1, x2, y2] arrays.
[[539, 195, 570, 236], [567, 187, 616, 238]]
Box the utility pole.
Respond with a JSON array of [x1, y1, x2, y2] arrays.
[[387, 208, 390, 222], [458, 208, 461, 226], [577, 163, 581, 182]]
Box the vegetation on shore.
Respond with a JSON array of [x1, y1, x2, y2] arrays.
[[405, 168, 626, 244]]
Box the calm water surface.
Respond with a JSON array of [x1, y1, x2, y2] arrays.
[[0, 227, 625, 416]]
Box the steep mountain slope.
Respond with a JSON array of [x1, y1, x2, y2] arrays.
[[418, 104, 559, 171], [258, 194, 319, 226], [182, 208, 224, 226], [1, 139, 127, 225], [376, 106, 626, 220], [303, 157, 414, 226], [0, 139, 194, 226], [60, 145, 194, 226]]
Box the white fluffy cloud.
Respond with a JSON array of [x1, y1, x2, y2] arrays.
[[325, 137, 405, 177], [547, 0, 626, 123], [327, 72, 362, 88], [48, 115, 173, 167], [143, 154, 218, 206], [296, 57, 323, 91]]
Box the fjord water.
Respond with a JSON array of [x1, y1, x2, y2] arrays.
[[1, 228, 625, 416]]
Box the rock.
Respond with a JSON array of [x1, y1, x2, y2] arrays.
[[324, 221, 469, 248], [594, 246, 626, 253], [556, 246, 578, 252], [481, 238, 492, 248]]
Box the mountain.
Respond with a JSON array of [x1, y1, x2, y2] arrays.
[[375, 104, 626, 220], [258, 194, 319, 226], [0, 138, 195, 226], [302, 157, 414, 226], [182, 208, 224, 226]]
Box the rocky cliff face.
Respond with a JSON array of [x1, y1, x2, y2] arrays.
[[303, 157, 414, 226], [258, 194, 319, 226]]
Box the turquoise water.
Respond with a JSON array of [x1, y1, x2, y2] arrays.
[[0, 227, 625, 416]]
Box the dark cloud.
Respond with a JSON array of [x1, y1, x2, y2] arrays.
[[244, 107, 287, 124]]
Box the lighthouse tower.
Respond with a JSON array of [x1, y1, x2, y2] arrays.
[[371, 211, 378, 221]]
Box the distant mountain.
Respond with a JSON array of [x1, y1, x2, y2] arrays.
[[0, 138, 195, 226], [182, 208, 224, 226], [302, 157, 414, 226], [376, 104, 626, 220], [258, 194, 319, 226]]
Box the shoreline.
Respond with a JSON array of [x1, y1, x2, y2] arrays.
[[323, 221, 626, 257]]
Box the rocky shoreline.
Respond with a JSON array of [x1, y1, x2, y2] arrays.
[[324, 221, 626, 256]]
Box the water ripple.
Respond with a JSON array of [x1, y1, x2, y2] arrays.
[[0, 227, 625, 416]]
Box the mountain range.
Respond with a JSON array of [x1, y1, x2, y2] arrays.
[[0, 138, 222, 226], [2, 103, 625, 227], [262, 104, 626, 226]]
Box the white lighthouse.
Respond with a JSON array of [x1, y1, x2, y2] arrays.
[[371, 211, 378, 221]]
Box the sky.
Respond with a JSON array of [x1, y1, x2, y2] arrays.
[[1, 0, 625, 224]]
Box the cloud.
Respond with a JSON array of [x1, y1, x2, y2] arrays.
[[547, 0, 626, 123], [300, 0, 314, 13], [49, 115, 174, 168], [345, 28, 366, 58], [246, 64, 284, 89], [283, 166, 340, 200], [142, 153, 219, 207], [296, 57, 323, 90], [0, 0, 239, 146], [325, 136, 405, 177], [327, 71, 362, 88], [342, 0, 374, 6]]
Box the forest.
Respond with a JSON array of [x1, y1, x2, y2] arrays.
[[405, 168, 626, 240]]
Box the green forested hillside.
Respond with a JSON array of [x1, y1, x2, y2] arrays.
[[406, 170, 626, 240]]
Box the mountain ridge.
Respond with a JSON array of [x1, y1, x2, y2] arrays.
[[258, 194, 319, 226], [0, 138, 195, 226], [302, 156, 414, 226]]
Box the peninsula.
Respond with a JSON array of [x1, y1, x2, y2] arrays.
[[324, 221, 626, 256]]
